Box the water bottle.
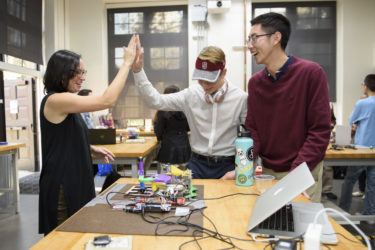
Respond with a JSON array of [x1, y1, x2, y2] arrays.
[[235, 124, 254, 186]]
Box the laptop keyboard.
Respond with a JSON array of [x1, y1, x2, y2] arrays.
[[258, 204, 295, 232]]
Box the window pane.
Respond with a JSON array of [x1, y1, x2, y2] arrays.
[[114, 12, 143, 34], [165, 22, 182, 33], [129, 23, 143, 34], [165, 47, 180, 58], [150, 11, 183, 33], [7, 27, 22, 47], [296, 7, 332, 29], [6, 55, 22, 66], [115, 24, 128, 35], [129, 13, 143, 23], [22, 59, 37, 70], [114, 13, 128, 24], [150, 48, 164, 58], [254, 8, 286, 17], [165, 11, 183, 23], [151, 59, 165, 70], [166, 59, 180, 70], [7, 0, 26, 21], [150, 47, 182, 70]]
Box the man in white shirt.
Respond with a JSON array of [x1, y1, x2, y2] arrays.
[[132, 40, 247, 178]]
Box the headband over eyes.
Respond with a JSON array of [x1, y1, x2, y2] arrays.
[[192, 58, 226, 83]]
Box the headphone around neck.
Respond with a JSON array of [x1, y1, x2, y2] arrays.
[[205, 82, 228, 104]]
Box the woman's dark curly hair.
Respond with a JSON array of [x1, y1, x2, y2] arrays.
[[43, 50, 81, 93]]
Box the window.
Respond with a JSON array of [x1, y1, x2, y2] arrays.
[[107, 5, 188, 127], [252, 2, 336, 101], [0, 0, 43, 65]]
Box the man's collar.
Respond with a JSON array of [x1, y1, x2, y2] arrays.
[[265, 56, 293, 82]]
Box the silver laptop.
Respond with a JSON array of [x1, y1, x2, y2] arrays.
[[335, 125, 351, 146], [247, 162, 338, 244]]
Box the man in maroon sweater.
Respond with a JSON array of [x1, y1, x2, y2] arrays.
[[244, 12, 330, 202]]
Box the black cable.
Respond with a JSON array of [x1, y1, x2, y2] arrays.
[[105, 191, 128, 207], [187, 192, 259, 207], [263, 242, 273, 250], [321, 244, 332, 250], [109, 191, 261, 248], [324, 232, 365, 244]]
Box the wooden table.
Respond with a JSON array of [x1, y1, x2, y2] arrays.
[[92, 137, 159, 178], [324, 144, 375, 223], [0, 142, 25, 214], [324, 144, 375, 166], [30, 179, 365, 250]]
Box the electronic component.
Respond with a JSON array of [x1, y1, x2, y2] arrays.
[[125, 203, 171, 213], [273, 239, 296, 250], [93, 235, 111, 246]]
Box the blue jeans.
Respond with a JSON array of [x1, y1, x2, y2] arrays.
[[358, 170, 366, 192], [339, 166, 375, 215], [187, 156, 235, 179]]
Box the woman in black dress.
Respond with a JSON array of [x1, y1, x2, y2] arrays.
[[154, 85, 191, 167], [39, 35, 137, 235]]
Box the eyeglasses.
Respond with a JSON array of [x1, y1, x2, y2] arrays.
[[247, 32, 275, 44], [74, 69, 87, 77]]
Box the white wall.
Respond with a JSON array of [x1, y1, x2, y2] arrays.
[[44, 0, 375, 125], [189, 0, 251, 91], [67, 0, 108, 97], [337, 0, 375, 125]]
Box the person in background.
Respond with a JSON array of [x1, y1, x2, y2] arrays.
[[339, 74, 375, 215], [78, 89, 99, 176], [153, 85, 191, 168], [77, 89, 95, 129], [240, 12, 331, 203], [350, 93, 369, 200], [132, 40, 247, 179], [39, 35, 137, 235], [322, 105, 338, 200]]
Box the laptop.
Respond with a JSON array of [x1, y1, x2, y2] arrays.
[[247, 162, 338, 244], [335, 125, 352, 146], [88, 129, 116, 145]]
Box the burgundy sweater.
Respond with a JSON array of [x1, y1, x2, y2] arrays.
[[245, 57, 331, 172]]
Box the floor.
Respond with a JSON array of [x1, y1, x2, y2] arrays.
[[0, 170, 373, 250]]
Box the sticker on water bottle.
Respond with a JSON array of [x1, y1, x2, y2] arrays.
[[237, 174, 247, 184], [247, 146, 253, 161], [236, 148, 247, 166]]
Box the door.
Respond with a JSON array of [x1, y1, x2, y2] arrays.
[[4, 78, 37, 171]]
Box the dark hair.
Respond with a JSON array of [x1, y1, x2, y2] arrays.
[[153, 85, 181, 123], [364, 74, 375, 92], [43, 50, 81, 93], [251, 12, 291, 51], [163, 85, 180, 94], [330, 105, 336, 130], [78, 89, 92, 96]]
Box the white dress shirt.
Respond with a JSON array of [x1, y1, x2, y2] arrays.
[[134, 69, 248, 156]]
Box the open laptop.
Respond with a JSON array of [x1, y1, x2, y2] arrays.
[[335, 125, 352, 146], [88, 128, 116, 145], [247, 162, 338, 244]]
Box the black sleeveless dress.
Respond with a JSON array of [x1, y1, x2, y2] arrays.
[[154, 111, 191, 164], [38, 93, 95, 235]]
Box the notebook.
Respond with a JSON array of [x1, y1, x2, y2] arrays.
[[88, 129, 116, 145], [247, 162, 338, 244]]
